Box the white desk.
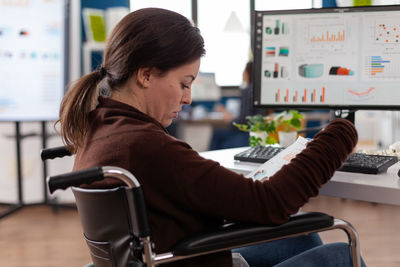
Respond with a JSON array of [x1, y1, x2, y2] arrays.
[[200, 147, 400, 206]]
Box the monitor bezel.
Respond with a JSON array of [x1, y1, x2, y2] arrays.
[[253, 5, 400, 111]]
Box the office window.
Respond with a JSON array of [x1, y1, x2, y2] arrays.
[[255, 0, 313, 10], [333, 0, 400, 6], [374, 0, 400, 3], [336, 0, 400, 5], [130, 0, 192, 20], [198, 0, 250, 86]]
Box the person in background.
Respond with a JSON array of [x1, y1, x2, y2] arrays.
[[209, 61, 271, 150], [235, 61, 271, 124], [57, 8, 365, 267]]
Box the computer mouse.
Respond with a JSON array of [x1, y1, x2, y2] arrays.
[[398, 168, 400, 178]]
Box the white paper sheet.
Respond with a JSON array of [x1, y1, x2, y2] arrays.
[[246, 136, 310, 181]]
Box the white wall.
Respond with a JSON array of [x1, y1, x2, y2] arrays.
[[355, 111, 400, 149]]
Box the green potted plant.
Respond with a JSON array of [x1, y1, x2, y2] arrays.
[[233, 114, 278, 146], [274, 110, 304, 147]]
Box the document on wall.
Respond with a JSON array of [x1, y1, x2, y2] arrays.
[[246, 136, 310, 181]]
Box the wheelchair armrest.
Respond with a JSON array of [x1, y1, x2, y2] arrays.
[[47, 167, 104, 193], [40, 146, 72, 161], [172, 211, 333, 256], [48, 166, 141, 194]]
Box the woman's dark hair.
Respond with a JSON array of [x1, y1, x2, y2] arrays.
[[57, 8, 205, 152]]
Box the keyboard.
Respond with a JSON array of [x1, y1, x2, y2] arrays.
[[234, 146, 399, 174]]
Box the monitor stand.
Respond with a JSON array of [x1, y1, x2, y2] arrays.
[[333, 109, 356, 125]]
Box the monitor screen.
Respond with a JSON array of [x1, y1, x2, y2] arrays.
[[253, 5, 400, 110], [0, 0, 68, 121]]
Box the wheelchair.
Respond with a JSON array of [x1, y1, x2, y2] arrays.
[[42, 147, 362, 267]]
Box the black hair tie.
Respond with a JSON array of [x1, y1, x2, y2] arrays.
[[99, 66, 107, 78]]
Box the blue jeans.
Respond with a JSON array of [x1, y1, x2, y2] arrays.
[[233, 233, 366, 267]]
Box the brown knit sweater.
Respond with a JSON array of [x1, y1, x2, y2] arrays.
[[74, 97, 358, 267]]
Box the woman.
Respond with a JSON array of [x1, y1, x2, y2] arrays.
[[58, 8, 363, 267]]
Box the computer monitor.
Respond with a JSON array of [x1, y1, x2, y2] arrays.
[[253, 5, 400, 112], [0, 0, 69, 121]]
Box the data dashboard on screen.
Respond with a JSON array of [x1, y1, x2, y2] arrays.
[[0, 0, 68, 121], [253, 5, 400, 110]]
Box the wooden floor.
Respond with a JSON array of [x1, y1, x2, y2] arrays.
[[0, 195, 399, 267]]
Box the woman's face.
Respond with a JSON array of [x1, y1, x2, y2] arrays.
[[146, 59, 200, 127]]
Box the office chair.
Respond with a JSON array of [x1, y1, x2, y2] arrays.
[[46, 163, 362, 267]]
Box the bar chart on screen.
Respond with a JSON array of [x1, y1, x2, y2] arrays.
[[365, 55, 400, 79], [272, 86, 326, 104], [309, 27, 346, 43], [299, 19, 352, 52]]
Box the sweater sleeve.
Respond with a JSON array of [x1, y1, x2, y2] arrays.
[[165, 118, 358, 226], [257, 118, 358, 222]]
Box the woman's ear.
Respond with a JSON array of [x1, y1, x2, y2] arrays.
[[136, 67, 153, 88]]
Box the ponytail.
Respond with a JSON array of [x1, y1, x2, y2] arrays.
[[57, 69, 104, 153]]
